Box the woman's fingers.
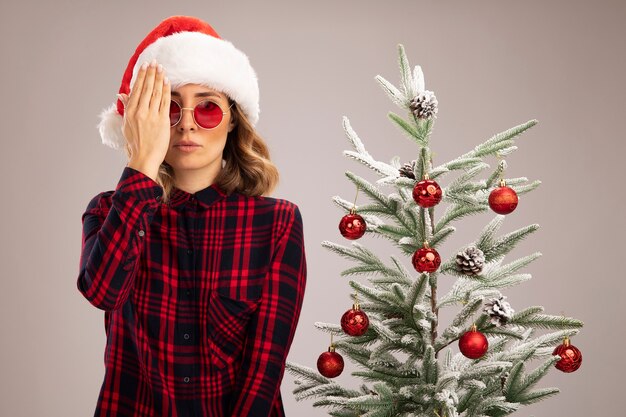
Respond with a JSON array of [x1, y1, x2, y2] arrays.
[[138, 60, 158, 111], [119, 58, 171, 169], [160, 75, 171, 116], [128, 61, 148, 111], [150, 63, 164, 111]]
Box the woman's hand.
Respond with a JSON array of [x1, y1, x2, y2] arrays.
[[118, 59, 171, 181]]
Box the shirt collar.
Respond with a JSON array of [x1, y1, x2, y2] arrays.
[[167, 182, 228, 209]]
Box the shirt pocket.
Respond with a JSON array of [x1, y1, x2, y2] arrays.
[[206, 290, 260, 371]]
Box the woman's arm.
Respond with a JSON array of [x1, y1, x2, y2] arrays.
[[77, 166, 163, 311], [229, 203, 308, 417]]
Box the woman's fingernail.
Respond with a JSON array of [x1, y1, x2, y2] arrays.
[[141, 62, 148, 70]]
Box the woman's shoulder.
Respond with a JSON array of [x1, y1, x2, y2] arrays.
[[83, 190, 115, 215], [234, 193, 303, 227], [240, 193, 300, 213]]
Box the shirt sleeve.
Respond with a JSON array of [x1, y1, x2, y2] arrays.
[[77, 166, 164, 311], [229, 204, 308, 417]]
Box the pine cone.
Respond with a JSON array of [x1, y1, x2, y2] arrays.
[[398, 160, 416, 179], [484, 295, 515, 327], [455, 245, 485, 276], [409, 90, 438, 119]]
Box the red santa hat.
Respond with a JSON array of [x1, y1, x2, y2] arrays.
[[98, 15, 260, 150]]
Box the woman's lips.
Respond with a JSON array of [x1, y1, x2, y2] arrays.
[[174, 144, 201, 152]]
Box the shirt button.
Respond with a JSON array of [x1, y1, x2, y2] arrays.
[[186, 289, 192, 297], [184, 333, 190, 340], [187, 249, 193, 255], [155, 195, 161, 202], [183, 377, 190, 383], [138, 230, 145, 237]]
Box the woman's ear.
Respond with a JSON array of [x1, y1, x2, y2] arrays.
[[228, 113, 237, 133]]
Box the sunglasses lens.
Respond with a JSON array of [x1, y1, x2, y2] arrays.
[[169, 100, 181, 126], [194, 100, 223, 129]]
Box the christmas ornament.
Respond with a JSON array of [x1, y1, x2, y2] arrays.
[[455, 245, 485, 276], [339, 186, 367, 240], [409, 90, 438, 119], [412, 174, 442, 208], [412, 241, 441, 273], [484, 295, 514, 327], [489, 179, 518, 215], [317, 337, 344, 378], [459, 324, 488, 359], [553, 336, 582, 373], [98, 15, 261, 150], [399, 159, 417, 179], [339, 208, 367, 240], [341, 296, 369, 336]]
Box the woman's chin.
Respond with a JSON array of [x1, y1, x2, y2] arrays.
[[165, 157, 202, 171]]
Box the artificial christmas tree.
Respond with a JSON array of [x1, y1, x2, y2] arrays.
[[285, 44, 584, 417]]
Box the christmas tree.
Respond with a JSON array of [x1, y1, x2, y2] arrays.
[[284, 45, 584, 417]]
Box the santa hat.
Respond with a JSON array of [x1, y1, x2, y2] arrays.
[[98, 15, 259, 150]]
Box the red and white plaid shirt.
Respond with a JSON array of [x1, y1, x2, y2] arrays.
[[77, 166, 307, 417]]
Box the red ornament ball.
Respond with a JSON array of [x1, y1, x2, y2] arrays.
[[339, 212, 367, 240], [459, 327, 489, 359], [553, 338, 582, 373], [412, 245, 441, 273], [341, 305, 370, 336], [317, 348, 344, 378], [489, 186, 518, 215], [413, 179, 443, 208]]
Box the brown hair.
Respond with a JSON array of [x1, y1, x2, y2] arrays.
[[123, 101, 280, 204]]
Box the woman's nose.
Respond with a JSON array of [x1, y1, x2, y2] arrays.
[[177, 107, 197, 130]]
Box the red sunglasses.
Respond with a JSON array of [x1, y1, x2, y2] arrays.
[[169, 99, 234, 130]]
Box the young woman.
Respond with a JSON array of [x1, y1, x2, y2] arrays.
[[77, 16, 307, 417]]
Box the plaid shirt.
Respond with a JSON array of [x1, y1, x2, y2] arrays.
[[77, 166, 307, 417]]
